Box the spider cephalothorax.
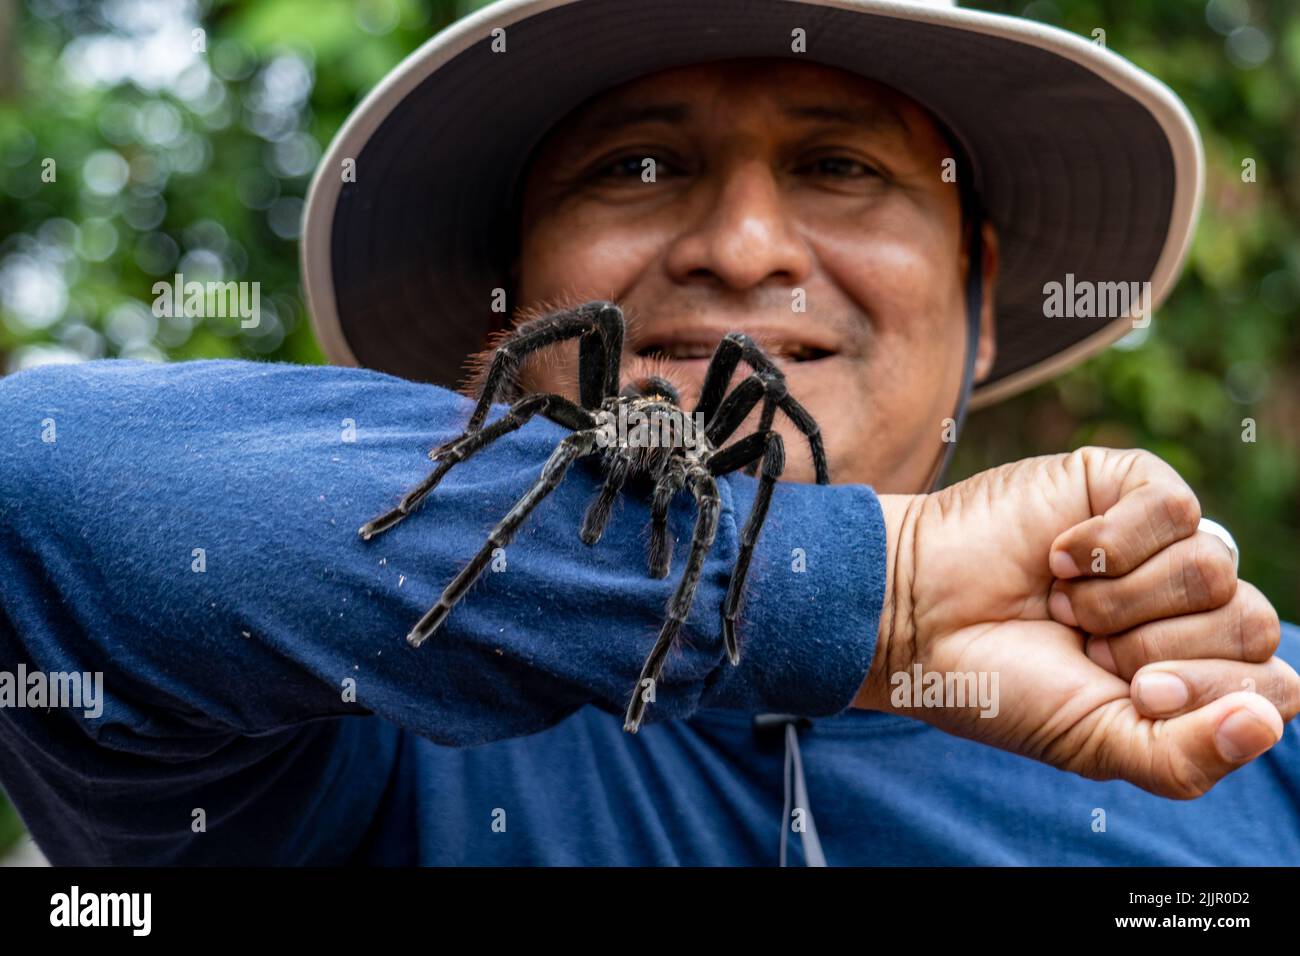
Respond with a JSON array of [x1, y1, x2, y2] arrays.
[[359, 301, 829, 732]]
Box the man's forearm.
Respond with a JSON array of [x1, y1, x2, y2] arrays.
[[0, 358, 895, 862], [0, 358, 888, 751]]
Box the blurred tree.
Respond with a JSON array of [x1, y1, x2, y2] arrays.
[[0, 0, 1296, 856]]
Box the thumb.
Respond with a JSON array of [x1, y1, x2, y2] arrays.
[[1115, 691, 1284, 799]]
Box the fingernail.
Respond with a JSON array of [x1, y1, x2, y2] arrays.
[[1050, 550, 1081, 579], [1086, 636, 1118, 675], [1215, 707, 1279, 763], [1049, 588, 1078, 627], [1134, 672, 1189, 715]]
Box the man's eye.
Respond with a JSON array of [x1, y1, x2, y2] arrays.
[[592, 154, 676, 180], [801, 156, 878, 178]]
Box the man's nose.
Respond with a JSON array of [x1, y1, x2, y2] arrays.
[[664, 158, 812, 291]]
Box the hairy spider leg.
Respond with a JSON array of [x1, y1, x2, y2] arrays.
[[580, 446, 634, 545], [690, 332, 785, 480], [359, 393, 596, 539], [694, 332, 780, 424], [707, 429, 786, 664], [454, 301, 624, 442], [743, 396, 779, 478], [576, 304, 625, 408], [424, 301, 624, 521], [406, 428, 602, 648], [647, 457, 686, 579], [705, 370, 830, 485], [624, 467, 721, 733]]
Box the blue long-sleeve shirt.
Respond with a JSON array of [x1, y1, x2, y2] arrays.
[[0, 358, 1297, 865]]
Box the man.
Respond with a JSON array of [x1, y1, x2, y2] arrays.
[[0, 0, 1297, 865]]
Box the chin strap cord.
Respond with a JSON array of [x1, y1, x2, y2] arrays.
[[779, 720, 826, 866], [927, 211, 985, 493], [753, 714, 825, 866]]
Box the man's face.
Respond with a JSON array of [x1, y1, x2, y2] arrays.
[[513, 58, 997, 491]]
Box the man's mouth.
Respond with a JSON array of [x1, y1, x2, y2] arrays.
[[630, 324, 839, 368]]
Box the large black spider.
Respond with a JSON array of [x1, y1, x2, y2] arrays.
[[358, 300, 829, 732]]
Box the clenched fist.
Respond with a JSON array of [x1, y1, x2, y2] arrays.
[[856, 446, 1299, 799]]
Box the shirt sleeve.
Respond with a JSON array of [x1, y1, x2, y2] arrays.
[[0, 358, 885, 861]]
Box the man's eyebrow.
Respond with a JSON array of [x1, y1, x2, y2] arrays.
[[574, 99, 910, 137], [581, 102, 691, 132], [780, 103, 910, 138]]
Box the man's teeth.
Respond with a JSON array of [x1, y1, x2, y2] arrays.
[[660, 344, 716, 359], [645, 343, 822, 361]]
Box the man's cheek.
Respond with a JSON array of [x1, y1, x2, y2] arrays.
[[517, 230, 596, 299]]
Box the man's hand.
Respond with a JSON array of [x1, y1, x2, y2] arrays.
[[855, 446, 1299, 799]]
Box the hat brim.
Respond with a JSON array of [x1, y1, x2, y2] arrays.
[[301, 0, 1203, 411]]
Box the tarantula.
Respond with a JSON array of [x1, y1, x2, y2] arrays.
[[358, 300, 829, 732]]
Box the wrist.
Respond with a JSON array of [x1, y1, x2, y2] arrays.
[[855, 492, 922, 710]]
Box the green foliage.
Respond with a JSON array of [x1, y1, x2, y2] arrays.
[[0, 796, 23, 853], [0, 0, 1296, 856], [0, 0, 475, 376]]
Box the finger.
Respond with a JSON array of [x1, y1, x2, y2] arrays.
[[1049, 450, 1200, 579], [1087, 580, 1280, 679], [1130, 657, 1300, 721], [1087, 692, 1284, 800], [1049, 531, 1236, 634]]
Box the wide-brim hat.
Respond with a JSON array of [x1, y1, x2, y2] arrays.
[[301, 0, 1203, 410]]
